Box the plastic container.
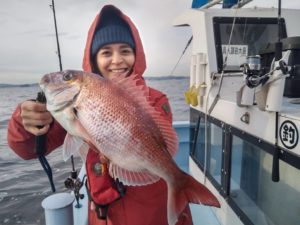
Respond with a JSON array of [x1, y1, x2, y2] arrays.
[[42, 192, 75, 225]]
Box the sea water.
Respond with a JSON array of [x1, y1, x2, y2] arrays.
[[0, 76, 189, 225]]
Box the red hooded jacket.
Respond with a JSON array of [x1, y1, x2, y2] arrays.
[[7, 5, 192, 225]]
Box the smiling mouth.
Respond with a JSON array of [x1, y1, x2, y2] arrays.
[[110, 68, 128, 73]]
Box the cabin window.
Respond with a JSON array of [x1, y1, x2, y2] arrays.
[[192, 117, 206, 168], [191, 116, 223, 185], [213, 17, 287, 72], [207, 123, 223, 184], [230, 135, 300, 225]]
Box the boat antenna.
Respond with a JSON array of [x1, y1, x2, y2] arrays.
[[50, 0, 63, 71], [271, 0, 282, 183]]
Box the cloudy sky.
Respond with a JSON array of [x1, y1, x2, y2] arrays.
[[0, 0, 299, 84]]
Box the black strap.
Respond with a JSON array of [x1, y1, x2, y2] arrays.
[[85, 179, 126, 220], [38, 155, 56, 192], [85, 181, 109, 220], [35, 91, 56, 192], [95, 204, 109, 220]]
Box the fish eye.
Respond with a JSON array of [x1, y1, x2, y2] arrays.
[[63, 72, 73, 81]]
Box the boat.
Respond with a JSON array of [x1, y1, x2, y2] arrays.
[[172, 0, 300, 224], [42, 1, 300, 225]]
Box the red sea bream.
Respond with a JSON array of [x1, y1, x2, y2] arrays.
[[40, 70, 220, 225]]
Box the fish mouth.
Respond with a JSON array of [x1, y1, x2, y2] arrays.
[[51, 89, 80, 113], [40, 82, 81, 113], [38, 70, 83, 113]]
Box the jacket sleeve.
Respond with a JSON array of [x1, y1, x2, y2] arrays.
[[149, 88, 173, 123], [7, 104, 67, 160]]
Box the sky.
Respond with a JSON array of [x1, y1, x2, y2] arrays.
[[0, 0, 300, 84]]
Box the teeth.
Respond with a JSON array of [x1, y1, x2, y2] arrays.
[[111, 69, 126, 73]]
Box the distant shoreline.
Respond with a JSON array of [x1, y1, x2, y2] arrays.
[[0, 83, 38, 88], [0, 76, 188, 88]]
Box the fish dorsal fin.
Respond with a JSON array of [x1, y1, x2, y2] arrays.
[[63, 134, 89, 162], [109, 163, 160, 186], [110, 73, 178, 156]]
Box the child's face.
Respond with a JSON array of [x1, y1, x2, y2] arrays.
[[96, 43, 135, 79]]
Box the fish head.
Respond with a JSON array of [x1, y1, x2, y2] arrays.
[[40, 70, 99, 157], [39, 70, 87, 112]]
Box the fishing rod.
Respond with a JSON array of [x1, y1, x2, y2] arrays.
[[271, 0, 282, 183], [49, 0, 84, 204], [236, 0, 284, 182], [50, 1, 76, 174], [35, 0, 79, 194], [50, 0, 63, 71], [34, 0, 64, 193]]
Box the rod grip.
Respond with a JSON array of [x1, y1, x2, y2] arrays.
[[35, 92, 47, 155], [271, 147, 280, 182]]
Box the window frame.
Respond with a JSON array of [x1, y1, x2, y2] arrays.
[[213, 17, 287, 73]]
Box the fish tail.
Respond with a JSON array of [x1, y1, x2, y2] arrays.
[[167, 174, 220, 225]]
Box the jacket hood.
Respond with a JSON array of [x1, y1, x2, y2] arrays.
[[82, 5, 146, 78]]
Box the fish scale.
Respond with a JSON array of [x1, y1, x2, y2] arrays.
[[78, 85, 154, 170]]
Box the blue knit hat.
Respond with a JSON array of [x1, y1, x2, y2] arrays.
[[91, 12, 135, 58]]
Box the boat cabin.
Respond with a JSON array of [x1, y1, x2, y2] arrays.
[[174, 6, 300, 225]]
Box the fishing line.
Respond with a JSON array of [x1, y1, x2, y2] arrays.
[[205, 0, 242, 182], [208, 0, 241, 114]]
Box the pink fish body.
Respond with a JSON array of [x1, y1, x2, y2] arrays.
[[40, 70, 220, 225]]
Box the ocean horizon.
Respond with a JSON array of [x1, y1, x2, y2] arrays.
[[0, 75, 189, 87]]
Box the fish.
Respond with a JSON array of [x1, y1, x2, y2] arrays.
[[40, 70, 220, 225]]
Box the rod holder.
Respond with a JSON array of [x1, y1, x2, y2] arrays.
[[42, 193, 75, 225]]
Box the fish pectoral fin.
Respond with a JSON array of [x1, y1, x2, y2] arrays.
[[63, 133, 89, 161], [78, 142, 89, 162], [109, 163, 160, 186]]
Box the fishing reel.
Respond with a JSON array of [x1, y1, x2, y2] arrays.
[[64, 170, 86, 208], [241, 55, 264, 88], [241, 55, 290, 88]]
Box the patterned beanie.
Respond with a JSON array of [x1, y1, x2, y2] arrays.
[[91, 12, 135, 58]]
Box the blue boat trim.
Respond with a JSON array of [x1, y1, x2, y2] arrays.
[[191, 0, 209, 9]]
